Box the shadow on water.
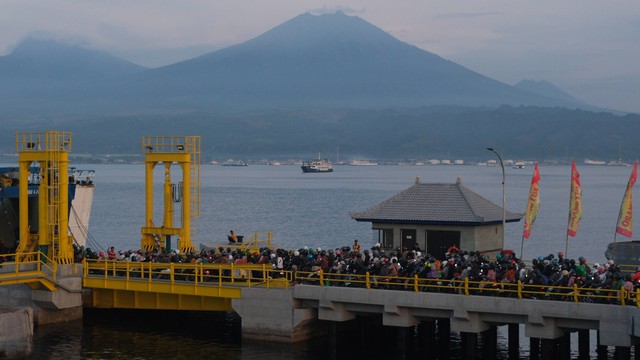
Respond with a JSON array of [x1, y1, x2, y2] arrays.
[[28, 310, 626, 360]]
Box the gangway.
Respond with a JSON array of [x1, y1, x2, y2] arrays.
[[0, 252, 59, 291]]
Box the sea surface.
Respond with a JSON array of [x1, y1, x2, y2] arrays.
[[13, 162, 638, 359], [87, 163, 633, 262]]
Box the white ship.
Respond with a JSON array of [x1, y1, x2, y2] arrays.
[[348, 160, 378, 166]]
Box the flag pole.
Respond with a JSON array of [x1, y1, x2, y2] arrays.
[[520, 235, 525, 261]]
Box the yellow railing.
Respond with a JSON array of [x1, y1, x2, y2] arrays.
[[238, 232, 274, 253], [82, 259, 639, 307], [291, 270, 638, 307], [83, 259, 291, 290], [0, 252, 58, 289]]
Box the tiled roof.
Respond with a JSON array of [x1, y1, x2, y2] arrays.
[[351, 178, 522, 225]]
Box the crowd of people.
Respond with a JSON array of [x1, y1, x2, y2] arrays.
[[75, 239, 638, 303]]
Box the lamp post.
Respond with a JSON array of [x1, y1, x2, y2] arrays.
[[487, 147, 506, 249]]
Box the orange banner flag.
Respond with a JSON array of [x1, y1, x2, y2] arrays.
[[615, 160, 638, 238], [567, 160, 582, 237], [523, 162, 540, 239]]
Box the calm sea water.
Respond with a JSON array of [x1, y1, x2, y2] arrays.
[[88, 163, 634, 262], [13, 162, 636, 359]]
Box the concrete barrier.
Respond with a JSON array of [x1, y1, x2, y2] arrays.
[[0, 307, 33, 358]]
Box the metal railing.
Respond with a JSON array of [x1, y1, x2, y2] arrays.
[[0, 252, 58, 287], [83, 259, 291, 290], [290, 270, 640, 307], [82, 259, 640, 307]]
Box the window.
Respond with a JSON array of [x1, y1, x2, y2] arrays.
[[373, 228, 394, 249]]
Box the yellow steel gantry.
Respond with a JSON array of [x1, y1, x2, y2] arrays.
[[140, 136, 200, 254], [15, 131, 74, 264]]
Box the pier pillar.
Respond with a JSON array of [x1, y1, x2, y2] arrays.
[[396, 327, 408, 358], [614, 346, 631, 360], [541, 338, 555, 360], [482, 325, 497, 359], [419, 321, 436, 351], [578, 329, 590, 360], [438, 318, 450, 349], [558, 332, 570, 360], [233, 288, 325, 342], [597, 331, 609, 360], [461, 332, 478, 360], [508, 323, 519, 359], [328, 322, 337, 359], [530, 337, 541, 359]]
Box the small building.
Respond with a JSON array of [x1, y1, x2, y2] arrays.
[[350, 177, 522, 259]]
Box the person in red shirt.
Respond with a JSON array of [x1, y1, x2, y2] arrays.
[[107, 247, 116, 261]]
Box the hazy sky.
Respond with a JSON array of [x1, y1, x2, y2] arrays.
[[1, 1, 639, 112]]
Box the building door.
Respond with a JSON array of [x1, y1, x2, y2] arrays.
[[426, 230, 460, 259], [401, 229, 417, 250]]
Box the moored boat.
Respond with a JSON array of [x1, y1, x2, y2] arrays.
[[221, 159, 248, 167], [0, 166, 94, 251], [348, 160, 378, 166], [301, 153, 333, 173], [513, 161, 525, 169]]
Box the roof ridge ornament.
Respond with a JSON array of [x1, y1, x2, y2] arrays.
[[456, 177, 462, 185], [415, 176, 421, 184]]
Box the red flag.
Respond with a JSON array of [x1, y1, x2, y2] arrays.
[[567, 160, 582, 237], [615, 160, 638, 238], [523, 162, 540, 239]]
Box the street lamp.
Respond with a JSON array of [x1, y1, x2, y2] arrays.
[[487, 147, 506, 250]]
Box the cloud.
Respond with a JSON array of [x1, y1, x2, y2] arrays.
[[433, 11, 500, 20]]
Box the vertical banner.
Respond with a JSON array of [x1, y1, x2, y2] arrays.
[[567, 160, 582, 237], [615, 160, 638, 238], [523, 162, 540, 239]]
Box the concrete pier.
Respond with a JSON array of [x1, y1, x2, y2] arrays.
[[231, 287, 326, 342], [0, 308, 33, 357], [0, 264, 83, 356], [226, 283, 640, 360]]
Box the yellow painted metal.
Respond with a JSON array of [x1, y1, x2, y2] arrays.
[[0, 252, 58, 291], [163, 163, 173, 229], [141, 136, 200, 253], [88, 288, 233, 311], [82, 259, 293, 310], [15, 131, 73, 264]]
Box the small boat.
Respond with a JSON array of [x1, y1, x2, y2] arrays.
[[348, 160, 378, 166], [221, 159, 248, 167], [512, 161, 525, 169], [301, 154, 333, 173], [607, 159, 630, 167], [584, 158, 606, 165]]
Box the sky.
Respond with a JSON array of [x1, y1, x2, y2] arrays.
[[1, 1, 639, 113]]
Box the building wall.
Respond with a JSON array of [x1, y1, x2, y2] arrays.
[[371, 222, 504, 256], [473, 224, 503, 255]]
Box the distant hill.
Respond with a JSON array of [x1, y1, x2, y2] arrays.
[[514, 79, 582, 104], [0, 12, 600, 114], [0, 38, 146, 115], [2, 106, 638, 163]]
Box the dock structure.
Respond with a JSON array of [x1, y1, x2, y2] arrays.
[[236, 284, 639, 358], [2, 260, 640, 358]]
